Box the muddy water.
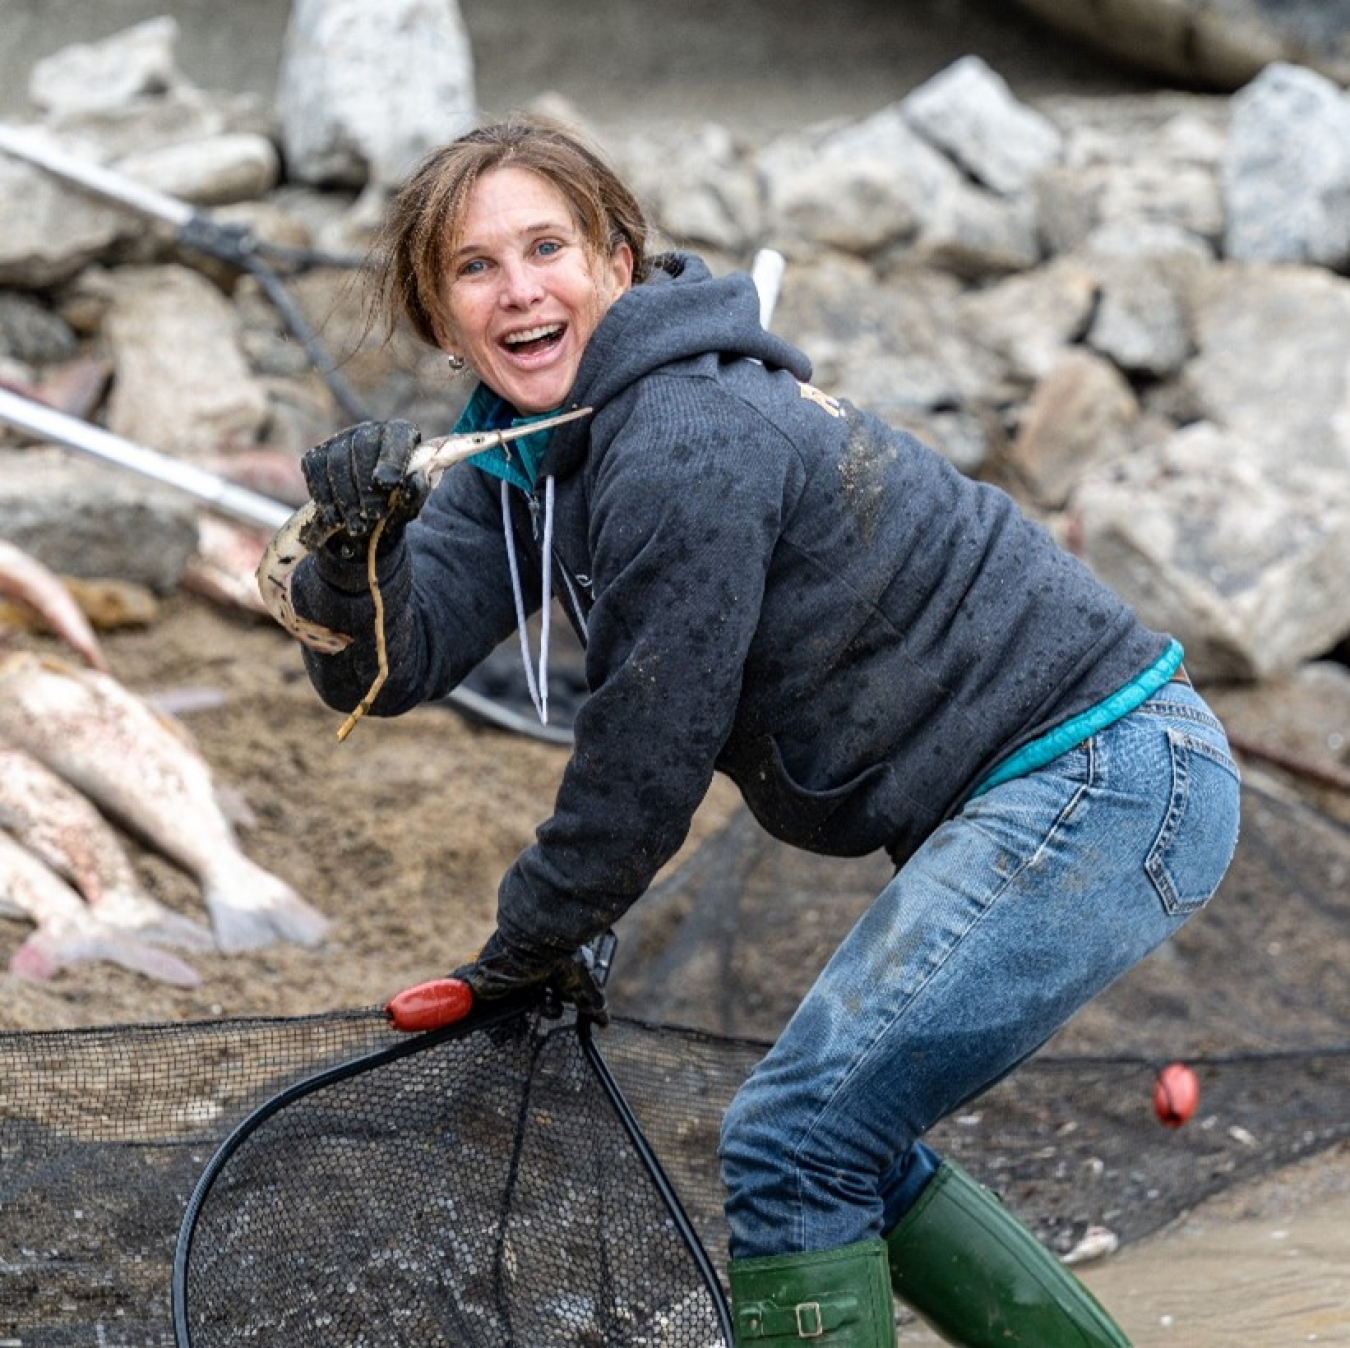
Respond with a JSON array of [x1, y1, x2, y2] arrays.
[[1078, 1192, 1350, 1346], [896, 1149, 1350, 1345]]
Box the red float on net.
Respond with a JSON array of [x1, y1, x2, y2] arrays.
[[1153, 1061, 1200, 1128]]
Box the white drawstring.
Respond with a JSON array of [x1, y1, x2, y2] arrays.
[[500, 476, 554, 724]]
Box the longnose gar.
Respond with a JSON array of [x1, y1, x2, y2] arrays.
[[255, 407, 592, 653]]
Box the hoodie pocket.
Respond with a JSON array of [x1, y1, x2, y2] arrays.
[[734, 735, 899, 857]]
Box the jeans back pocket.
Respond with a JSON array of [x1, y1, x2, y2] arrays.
[[1146, 729, 1241, 916]]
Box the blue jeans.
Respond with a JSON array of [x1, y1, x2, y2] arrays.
[[719, 680, 1241, 1258]]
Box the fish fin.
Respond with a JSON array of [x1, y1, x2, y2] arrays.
[[11, 924, 202, 988], [203, 860, 331, 953], [91, 888, 216, 952]]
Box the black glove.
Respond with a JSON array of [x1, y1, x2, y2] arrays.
[[301, 419, 428, 552], [453, 929, 610, 1025]]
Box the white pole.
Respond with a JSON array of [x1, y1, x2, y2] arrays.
[[0, 122, 195, 229], [0, 387, 291, 530], [751, 248, 787, 330]]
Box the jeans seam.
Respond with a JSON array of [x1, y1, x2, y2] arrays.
[[1146, 728, 1239, 914], [1137, 700, 1224, 732], [1172, 728, 1241, 777], [786, 739, 1096, 1236]]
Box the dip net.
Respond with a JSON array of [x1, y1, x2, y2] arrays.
[[1, 777, 1346, 1344]]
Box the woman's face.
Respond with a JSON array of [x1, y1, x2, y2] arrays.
[[440, 165, 634, 414]]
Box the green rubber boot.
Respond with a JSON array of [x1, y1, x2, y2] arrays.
[[884, 1161, 1131, 1346], [728, 1238, 898, 1345]]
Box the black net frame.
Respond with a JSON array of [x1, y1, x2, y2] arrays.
[[171, 996, 733, 1348]]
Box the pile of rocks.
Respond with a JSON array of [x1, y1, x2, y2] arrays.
[[1, 5, 1348, 691]]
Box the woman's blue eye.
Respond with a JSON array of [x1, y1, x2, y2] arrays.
[[536, 240, 560, 257], [461, 259, 486, 276]]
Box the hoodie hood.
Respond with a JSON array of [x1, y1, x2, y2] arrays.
[[541, 252, 812, 478], [463, 252, 812, 728]]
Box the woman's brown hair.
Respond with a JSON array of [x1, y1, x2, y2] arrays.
[[373, 115, 651, 348]]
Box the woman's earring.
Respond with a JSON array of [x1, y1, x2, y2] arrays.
[[446, 353, 466, 373]]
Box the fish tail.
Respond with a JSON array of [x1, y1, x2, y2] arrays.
[[203, 858, 330, 953], [91, 886, 216, 952]]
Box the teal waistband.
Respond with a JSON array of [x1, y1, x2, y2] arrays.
[[969, 638, 1185, 800]]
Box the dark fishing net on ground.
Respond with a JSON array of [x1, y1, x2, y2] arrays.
[[1, 777, 1346, 1344], [609, 776, 1350, 1261], [174, 1005, 729, 1348]]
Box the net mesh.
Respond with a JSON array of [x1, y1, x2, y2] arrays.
[[176, 1006, 727, 1348], [1, 776, 1347, 1344]]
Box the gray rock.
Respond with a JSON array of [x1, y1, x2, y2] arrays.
[[1221, 63, 1350, 268], [615, 123, 761, 254], [1009, 349, 1141, 508], [900, 54, 1063, 196], [0, 451, 197, 593], [754, 108, 938, 257], [277, 0, 477, 189], [1072, 422, 1350, 680], [27, 17, 186, 120], [0, 292, 78, 363], [905, 176, 1041, 278], [114, 132, 281, 209], [1036, 95, 1227, 259], [1082, 252, 1199, 379], [0, 132, 137, 288], [99, 265, 270, 458], [1182, 262, 1350, 476], [756, 104, 1040, 275], [955, 258, 1100, 386]]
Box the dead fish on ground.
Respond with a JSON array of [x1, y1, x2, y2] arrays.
[[0, 652, 330, 953], [184, 515, 270, 617], [0, 829, 200, 986], [0, 538, 107, 670], [1060, 1225, 1120, 1266], [0, 745, 213, 951]]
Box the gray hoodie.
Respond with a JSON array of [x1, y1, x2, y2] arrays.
[[294, 253, 1168, 959]]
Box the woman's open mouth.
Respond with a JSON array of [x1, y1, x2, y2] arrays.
[[503, 323, 565, 357]]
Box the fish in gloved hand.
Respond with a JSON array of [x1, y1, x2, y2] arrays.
[[0, 652, 330, 953]]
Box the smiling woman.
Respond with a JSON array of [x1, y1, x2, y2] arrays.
[[437, 166, 633, 413], [275, 114, 1240, 1347], [371, 118, 651, 365]]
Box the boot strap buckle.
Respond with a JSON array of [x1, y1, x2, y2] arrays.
[[795, 1301, 824, 1338]]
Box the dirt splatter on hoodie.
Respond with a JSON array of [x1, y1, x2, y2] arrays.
[[293, 253, 1170, 960]]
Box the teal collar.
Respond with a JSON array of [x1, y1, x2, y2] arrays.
[[453, 383, 559, 492]]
